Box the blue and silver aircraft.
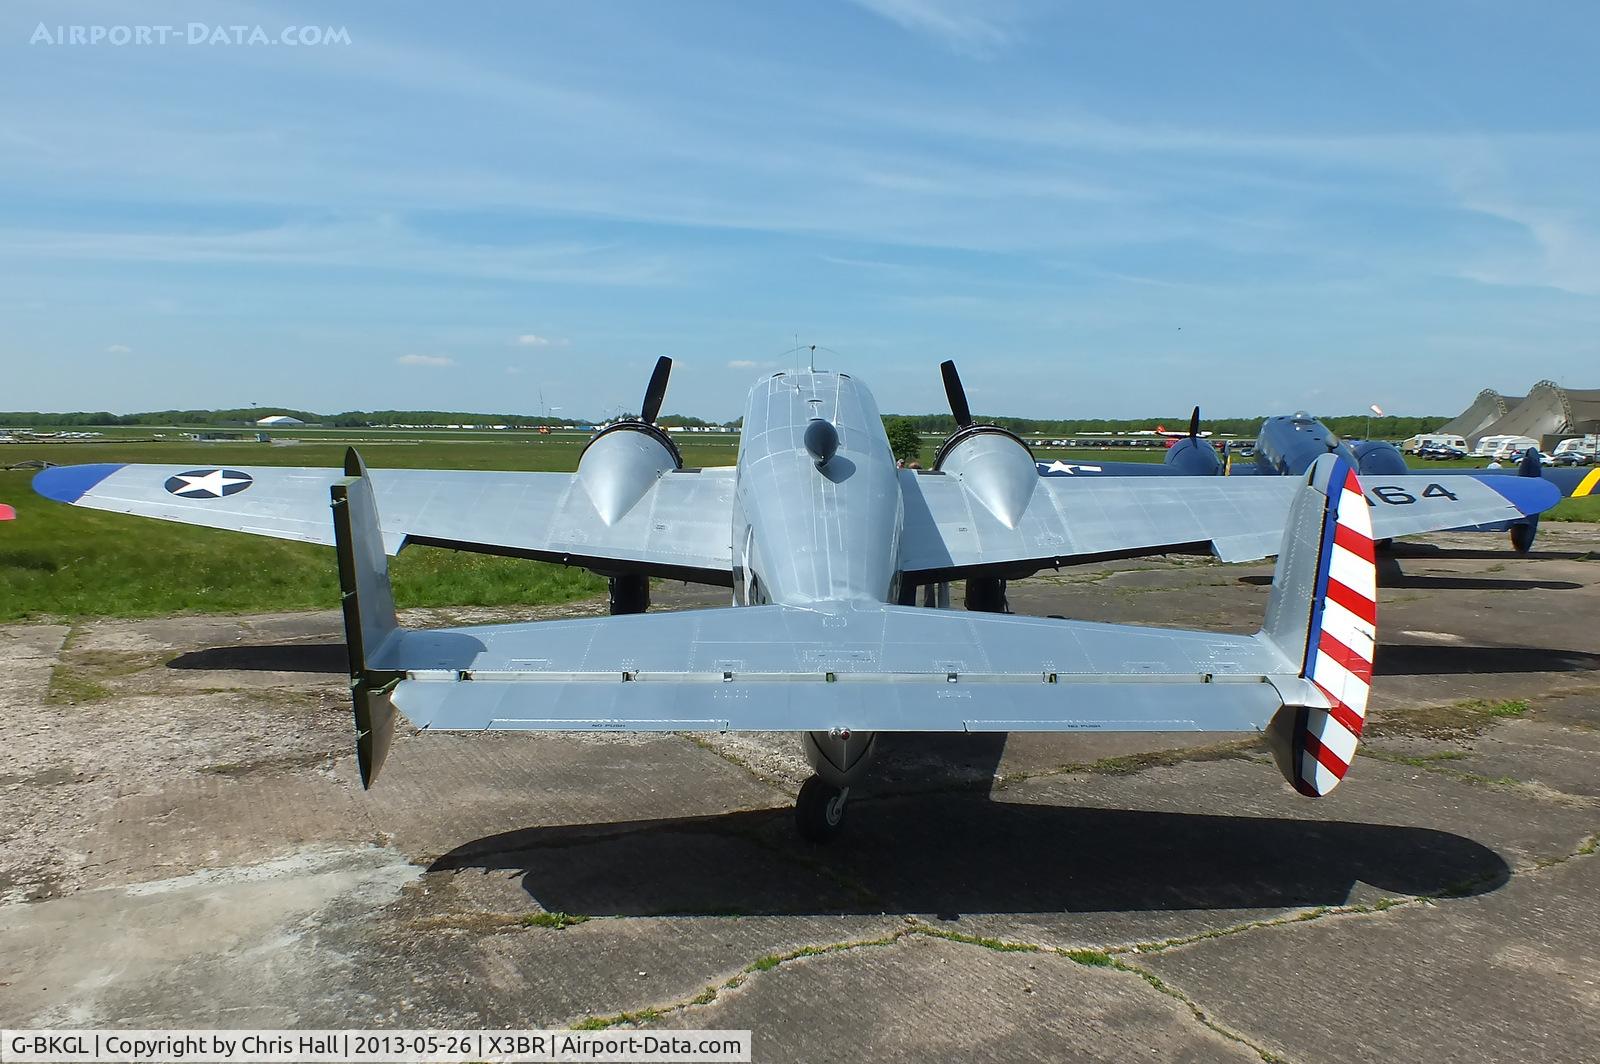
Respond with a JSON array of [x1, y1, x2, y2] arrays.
[[1036, 406, 1587, 552], [33, 359, 1557, 839]]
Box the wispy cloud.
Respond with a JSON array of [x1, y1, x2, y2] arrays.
[[727, 359, 760, 369], [397, 353, 455, 368], [105, 343, 131, 354], [0, 219, 672, 287], [848, 0, 1017, 56], [515, 333, 570, 347]]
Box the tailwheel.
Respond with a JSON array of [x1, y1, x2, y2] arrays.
[[795, 776, 849, 843], [1509, 522, 1536, 553]]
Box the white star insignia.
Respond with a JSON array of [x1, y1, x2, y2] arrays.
[[168, 469, 252, 498]]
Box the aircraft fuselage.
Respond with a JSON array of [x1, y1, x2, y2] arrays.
[[733, 371, 903, 608]]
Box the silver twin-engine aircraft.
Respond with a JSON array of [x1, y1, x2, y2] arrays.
[[34, 359, 1557, 839]]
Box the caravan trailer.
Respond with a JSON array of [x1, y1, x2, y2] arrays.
[[1402, 433, 1468, 455]]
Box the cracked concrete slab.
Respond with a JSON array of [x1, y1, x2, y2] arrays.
[[1137, 847, 1600, 1064], [653, 932, 1262, 1062]]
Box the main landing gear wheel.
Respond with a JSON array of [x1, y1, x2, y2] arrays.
[[1509, 522, 1536, 554], [795, 776, 849, 843]]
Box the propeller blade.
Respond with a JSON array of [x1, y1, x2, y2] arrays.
[[940, 360, 973, 428], [640, 356, 672, 424], [1189, 406, 1201, 439]]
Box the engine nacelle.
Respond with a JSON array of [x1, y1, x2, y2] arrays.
[[1350, 439, 1409, 476], [934, 425, 1038, 529], [576, 421, 682, 526], [1163, 436, 1223, 476], [1255, 412, 1360, 476]]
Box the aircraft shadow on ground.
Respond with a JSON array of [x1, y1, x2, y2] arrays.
[[431, 794, 1511, 919], [1381, 543, 1591, 562], [430, 730, 1513, 917], [1238, 570, 1581, 592], [1373, 643, 1600, 676], [166, 643, 347, 673]]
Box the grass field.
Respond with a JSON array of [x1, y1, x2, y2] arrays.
[[2, 433, 1595, 621]]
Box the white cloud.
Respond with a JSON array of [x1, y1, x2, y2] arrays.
[[505, 366, 523, 375], [516, 333, 550, 346], [397, 353, 455, 367], [105, 343, 131, 353], [848, 0, 1016, 56], [727, 359, 759, 369]]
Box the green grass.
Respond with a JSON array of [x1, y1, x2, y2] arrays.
[[1548, 495, 1600, 522], [520, 911, 590, 930]]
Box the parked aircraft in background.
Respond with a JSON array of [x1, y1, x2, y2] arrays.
[[1038, 408, 1591, 552], [32, 358, 1558, 838]]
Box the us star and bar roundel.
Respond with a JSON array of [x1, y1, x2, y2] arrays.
[[163, 469, 255, 499]]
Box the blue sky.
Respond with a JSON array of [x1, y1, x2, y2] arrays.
[[3, 1, 1598, 420]]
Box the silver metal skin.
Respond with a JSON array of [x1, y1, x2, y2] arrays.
[[933, 429, 1038, 530], [576, 425, 680, 527], [733, 371, 904, 784], [734, 372, 902, 610]]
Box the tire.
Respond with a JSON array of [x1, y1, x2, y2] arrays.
[[795, 776, 846, 843]]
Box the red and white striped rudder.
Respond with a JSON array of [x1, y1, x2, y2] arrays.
[[1262, 454, 1378, 797]]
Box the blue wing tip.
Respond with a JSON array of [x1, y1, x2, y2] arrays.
[[32, 463, 125, 503], [1487, 474, 1561, 516]]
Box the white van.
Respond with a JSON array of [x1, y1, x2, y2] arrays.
[[1552, 435, 1599, 456], [1402, 433, 1468, 455]]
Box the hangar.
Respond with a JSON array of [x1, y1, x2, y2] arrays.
[[1441, 381, 1600, 447]]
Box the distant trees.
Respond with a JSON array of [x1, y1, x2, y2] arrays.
[[885, 417, 922, 463], [0, 405, 1448, 444]]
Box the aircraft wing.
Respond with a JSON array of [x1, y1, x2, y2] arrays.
[[1035, 459, 1188, 477], [33, 460, 735, 584], [1432, 465, 1600, 498], [900, 467, 1559, 578]]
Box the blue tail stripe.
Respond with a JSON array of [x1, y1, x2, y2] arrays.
[[1302, 457, 1347, 676]]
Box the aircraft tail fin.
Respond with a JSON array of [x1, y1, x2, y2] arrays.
[[1260, 454, 1378, 797], [331, 448, 403, 788]]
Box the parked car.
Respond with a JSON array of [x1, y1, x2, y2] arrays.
[[1550, 450, 1593, 466]]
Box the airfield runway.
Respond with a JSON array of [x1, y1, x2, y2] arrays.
[[2, 526, 1598, 1062]]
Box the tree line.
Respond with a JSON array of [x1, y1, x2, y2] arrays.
[[0, 408, 1445, 441]]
